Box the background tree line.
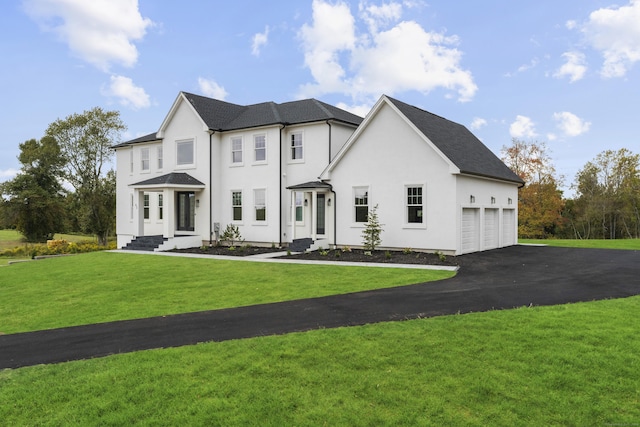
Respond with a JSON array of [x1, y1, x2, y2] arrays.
[[502, 139, 640, 239], [0, 108, 124, 245]]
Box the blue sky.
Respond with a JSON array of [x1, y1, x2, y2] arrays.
[[1, 0, 639, 197]]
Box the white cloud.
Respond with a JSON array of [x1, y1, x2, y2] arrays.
[[335, 101, 372, 117], [198, 77, 229, 100], [553, 111, 591, 137], [102, 75, 150, 109], [554, 51, 587, 82], [581, 0, 640, 78], [298, 0, 477, 103], [0, 168, 19, 180], [252, 26, 270, 56], [509, 115, 537, 138], [470, 117, 487, 130], [565, 20, 577, 30], [24, 0, 154, 72]]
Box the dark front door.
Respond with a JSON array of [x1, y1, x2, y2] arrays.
[[177, 191, 195, 232], [316, 194, 325, 235]]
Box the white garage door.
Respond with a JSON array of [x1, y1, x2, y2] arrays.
[[461, 208, 480, 254], [484, 208, 499, 250], [502, 209, 516, 246]]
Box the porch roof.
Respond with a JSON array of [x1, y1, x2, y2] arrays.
[[286, 181, 333, 190], [130, 172, 206, 189]]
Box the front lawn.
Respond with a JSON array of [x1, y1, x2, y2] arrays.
[[519, 238, 640, 250], [1, 296, 638, 425], [0, 252, 454, 334]]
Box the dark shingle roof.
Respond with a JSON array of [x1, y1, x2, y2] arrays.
[[112, 132, 160, 148], [286, 181, 333, 190], [131, 173, 205, 187], [387, 97, 524, 185], [182, 92, 363, 131]]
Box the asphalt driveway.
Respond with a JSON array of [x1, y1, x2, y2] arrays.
[[1, 245, 639, 369]]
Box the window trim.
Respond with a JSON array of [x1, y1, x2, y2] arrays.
[[143, 193, 150, 220], [289, 131, 304, 163], [157, 146, 163, 170], [231, 190, 243, 223], [231, 136, 243, 166], [176, 139, 195, 168], [353, 186, 369, 225], [129, 149, 134, 174], [158, 193, 164, 221], [253, 188, 267, 223], [141, 147, 150, 172], [405, 184, 426, 228], [295, 192, 304, 223], [253, 134, 267, 164]]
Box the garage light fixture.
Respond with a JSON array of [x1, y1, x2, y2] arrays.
[[470, 195, 475, 204]]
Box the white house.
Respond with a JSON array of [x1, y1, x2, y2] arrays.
[[114, 92, 524, 255]]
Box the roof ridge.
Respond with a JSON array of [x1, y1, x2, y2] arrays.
[[311, 98, 334, 118]]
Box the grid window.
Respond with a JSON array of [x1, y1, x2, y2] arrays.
[[157, 146, 163, 169], [141, 148, 150, 171], [295, 192, 303, 222], [254, 189, 266, 221], [158, 194, 163, 220], [354, 187, 369, 223], [231, 137, 243, 163], [407, 186, 423, 223], [254, 135, 266, 162], [291, 133, 303, 160], [143, 194, 150, 220], [232, 191, 242, 221], [176, 140, 194, 165]]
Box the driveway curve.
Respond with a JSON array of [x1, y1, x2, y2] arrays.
[[1, 245, 639, 369]]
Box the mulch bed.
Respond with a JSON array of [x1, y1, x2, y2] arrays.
[[170, 245, 458, 266], [284, 248, 459, 266]]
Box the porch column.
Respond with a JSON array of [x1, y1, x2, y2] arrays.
[[163, 189, 174, 238], [290, 191, 296, 241], [311, 190, 317, 240], [133, 189, 145, 237]]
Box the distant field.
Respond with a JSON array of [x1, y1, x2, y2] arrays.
[[519, 238, 640, 250]]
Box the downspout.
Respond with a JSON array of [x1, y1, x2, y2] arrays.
[[209, 131, 215, 246], [279, 124, 286, 247], [331, 187, 337, 250], [326, 120, 332, 163]]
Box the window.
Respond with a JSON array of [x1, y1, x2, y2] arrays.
[[141, 148, 150, 171], [254, 134, 266, 162], [295, 192, 304, 222], [158, 194, 163, 220], [129, 150, 134, 173], [254, 189, 266, 221], [407, 186, 423, 223], [157, 146, 163, 169], [354, 187, 369, 223], [176, 139, 194, 166], [143, 194, 150, 220], [291, 133, 303, 160], [232, 191, 242, 221], [231, 137, 243, 164]]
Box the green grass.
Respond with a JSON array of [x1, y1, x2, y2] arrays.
[[0, 252, 454, 334], [1, 297, 638, 426], [519, 238, 640, 250]]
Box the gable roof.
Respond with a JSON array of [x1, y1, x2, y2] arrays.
[[385, 97, 524, 184], [130, 173, 205, 188], [117, 92, 364, 147]]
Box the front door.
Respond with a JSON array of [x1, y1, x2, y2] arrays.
[[177, 191, 195, 232], [316, 194, 325, 235]]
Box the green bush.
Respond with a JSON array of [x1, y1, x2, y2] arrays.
[[0, 240, 116, 258]]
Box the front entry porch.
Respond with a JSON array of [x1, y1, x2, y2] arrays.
[[287, 181, 334, 250]]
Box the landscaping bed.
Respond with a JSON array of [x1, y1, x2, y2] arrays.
[[283, 248, 459, 266], [169, 245, 285, 257]]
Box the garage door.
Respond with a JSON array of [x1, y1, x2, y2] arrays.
[[461, 208, 480, 254], [502, 209, 516, 246], [484, 208, 499, 250]]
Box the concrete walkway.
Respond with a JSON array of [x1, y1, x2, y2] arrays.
[[1, 245, 638, 369]]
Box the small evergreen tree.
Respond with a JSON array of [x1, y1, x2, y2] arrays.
[[220, 224, 243, 248], [362, 204, 383, 251]]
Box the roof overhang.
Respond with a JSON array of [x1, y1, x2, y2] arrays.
[[286, 181, 333, 190], [129, 173, 206, 190]]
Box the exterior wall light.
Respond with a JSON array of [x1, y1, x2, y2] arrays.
[[470, 195, 475, 204]]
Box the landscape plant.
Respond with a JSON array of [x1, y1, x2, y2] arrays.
[[362, 204, 383, 251], [220, 223, 243, 249]]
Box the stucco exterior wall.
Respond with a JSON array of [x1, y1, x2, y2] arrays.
[[328, 103, 458, 252]]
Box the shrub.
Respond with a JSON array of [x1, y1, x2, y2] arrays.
[[362, 204, 383, 251], [220, 224, 243, 249]]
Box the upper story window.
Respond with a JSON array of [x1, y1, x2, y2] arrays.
[[290, 133, 303, 161], [254, 134, 266, 163], [157, 146, 163, 170], [232, 191, 242, 221], [406, 186, 424, 223], [254, 189, 266, 222], [231, 137, 243, 164], [176, 139, 194, 166], [141, 148, 150, 171], [354, 187, 369, 223], [129, 150, 134, 173]]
